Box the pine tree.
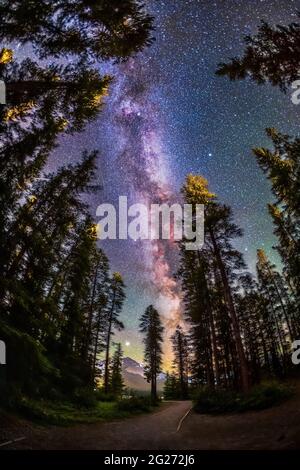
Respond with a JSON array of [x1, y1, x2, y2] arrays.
[[1, 152, 97, 298], [163, 372, 179, 400], [0, 96, 66, 274], [171, 326, 189, 399], [60, 217, 97, 355], [0, 0, 154, 61], [177, 246, 217, 388], [0, 146, 120, 393], [236, 273, 279, 381], [2, 56, 111, 132], [139, 305, 164, 403], [103, 273, 125, 394], [256, 249, 295, 371], [81, 247, 110, 365], [0, 150, 113, 392], [109, 343, 124, 398], [253, 129, 300, 301], [180, 174, 250, 392], [216, 15, 300, 91], [55, 218, 111, 391], [92, 292, 109, 382]]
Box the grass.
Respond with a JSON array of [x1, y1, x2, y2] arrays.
[[193, 381, 293, 415], [14, 395, 155, 426]]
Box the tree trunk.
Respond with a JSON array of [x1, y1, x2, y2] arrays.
[[209, 228, 250, 392], [104, 291, 115, 394], [178, 341, 186, 399], [83, 259, 100, 360], [92, 307, 104, 380], [151, 347, 157, 404], [197, 252, 221, 386]]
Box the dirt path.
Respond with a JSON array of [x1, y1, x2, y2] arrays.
[[2, 401, 191, 450], [2, 392, 300, 450]]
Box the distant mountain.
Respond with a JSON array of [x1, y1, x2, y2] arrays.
[[122, 357, 165, 392]]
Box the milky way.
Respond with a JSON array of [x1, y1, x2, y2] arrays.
[[96, 57, 184, 365]]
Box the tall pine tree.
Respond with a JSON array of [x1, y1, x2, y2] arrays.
[[139, 305, 164, 403]]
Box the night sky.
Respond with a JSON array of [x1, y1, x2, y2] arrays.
[[45, 0, 300, 367]]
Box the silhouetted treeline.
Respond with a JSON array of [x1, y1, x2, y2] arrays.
[[175, 13, 300, 394], [177, 171, 299, 393], [0, 1, 153, 402]]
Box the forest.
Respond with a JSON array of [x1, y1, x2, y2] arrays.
[[0, 1, 299, 425]]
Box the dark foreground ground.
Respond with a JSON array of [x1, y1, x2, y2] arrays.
[[1, 390, 300, 450]]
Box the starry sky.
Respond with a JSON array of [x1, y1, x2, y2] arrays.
[[47, 0, 300, 368]]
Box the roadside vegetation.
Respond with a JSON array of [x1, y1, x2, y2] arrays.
[[1, 391, 157, 426], [193, 381, 293, 415]]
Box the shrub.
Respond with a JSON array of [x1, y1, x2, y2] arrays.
[[1, 383, 23, 409], [193, 387, 239, 414], [45, 387, 65, 402], [193, 381, 292, 415], [16, 397, 67, 424], [95, 388, 116, 402], [0, 320, 58, 396], [117, 396, 151, 413], [72, 387, 97, 409], [239, 381, 292, 411]]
